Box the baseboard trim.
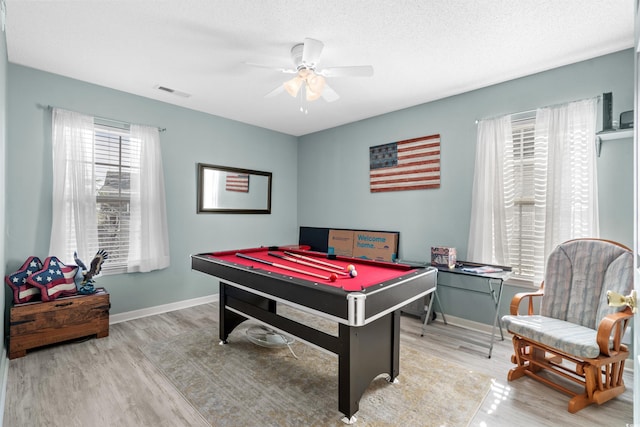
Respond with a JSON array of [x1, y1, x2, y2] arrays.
[[432, 313, 497, 335], [109, 294, 219, 325]]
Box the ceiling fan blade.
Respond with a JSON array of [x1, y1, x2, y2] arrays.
[[302, 38, 324, 66], [264, 85, 285, 98], [321, 83, 340, 103], [244, 62, 297, 74], [319, 65, 374, 77]]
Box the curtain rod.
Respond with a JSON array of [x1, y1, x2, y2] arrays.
[[475, 95, 601, 124], [475, 109, 535, 125], [39, 104, 166, 132]]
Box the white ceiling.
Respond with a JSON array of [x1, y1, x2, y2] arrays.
[[5, 0, 635, 137]]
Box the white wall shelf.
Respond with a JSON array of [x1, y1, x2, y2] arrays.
[[596, 128, 633, 156], [597, 128, 633, 140]]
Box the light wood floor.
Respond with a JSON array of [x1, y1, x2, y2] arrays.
[[3, 302, 634, 427]]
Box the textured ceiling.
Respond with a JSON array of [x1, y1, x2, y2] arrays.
[[5, 0, 635, 136]]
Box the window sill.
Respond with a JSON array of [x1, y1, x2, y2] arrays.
[[504, 276, 538, 289], [102, 266, 128, 276]]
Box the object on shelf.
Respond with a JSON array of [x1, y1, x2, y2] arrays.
[[460, 265, 504, 274], [431, 246, 456, 268], [620, 110, 633, 129]]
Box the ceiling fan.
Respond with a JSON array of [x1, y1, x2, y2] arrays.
[[248, 38, 374, 103]]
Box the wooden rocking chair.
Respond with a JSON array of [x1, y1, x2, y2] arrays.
[[502, 239, 634, 413]]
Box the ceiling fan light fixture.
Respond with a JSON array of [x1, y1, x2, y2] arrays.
[[284, 76, 303, 98], [306, 73, 325, 95], [306, 86, 322, 101]]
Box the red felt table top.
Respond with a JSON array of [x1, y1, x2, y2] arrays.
[[207, 246, 417, 292]]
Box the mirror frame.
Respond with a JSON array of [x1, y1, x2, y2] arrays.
[[197, 163, 272, 214]]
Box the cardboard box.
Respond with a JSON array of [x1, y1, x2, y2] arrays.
[[431, 246, 457, 268], [352, 231, 398, 262], [327, 229, 355, 256]]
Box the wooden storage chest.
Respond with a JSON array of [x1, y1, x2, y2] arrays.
[[7, 287, 110, 359]]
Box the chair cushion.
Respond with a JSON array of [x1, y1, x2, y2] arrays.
[[502, 314, 600, 358]]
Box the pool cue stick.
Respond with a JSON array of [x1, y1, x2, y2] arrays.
[[235, 253, 330, 281], [283, 251, 346, 270], [269, 252, 348, 276]]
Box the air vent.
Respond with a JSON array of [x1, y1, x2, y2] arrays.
[[154, 85, 191, 98]]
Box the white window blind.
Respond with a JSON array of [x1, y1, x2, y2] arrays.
[[93, 123, 140, 274], [506, 115, 540, 281]]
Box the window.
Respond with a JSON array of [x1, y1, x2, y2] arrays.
[[50, 108, 170, 275]]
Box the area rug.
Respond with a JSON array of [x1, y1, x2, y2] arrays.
[[141, 321, 492, 427]]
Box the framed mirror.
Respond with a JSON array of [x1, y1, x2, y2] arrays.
[[197, 163, 272, 214]]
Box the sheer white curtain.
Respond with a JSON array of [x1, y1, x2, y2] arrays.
[[467, 98, 599, 282], [49, 108, 98, 263], [127, 124, 170, 273], [536, 98, 599, 258], [50, 109, 170, 273], [467, 115, 513, 265]]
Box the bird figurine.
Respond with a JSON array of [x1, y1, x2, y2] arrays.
[[73, 249, 108, 294], [607, 290, 637, 313]]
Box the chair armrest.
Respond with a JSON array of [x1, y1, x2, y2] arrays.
[[509, 289, 544, 315], [596, 308, 634, 356]]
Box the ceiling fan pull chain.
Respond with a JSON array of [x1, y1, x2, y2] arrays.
[[299, 88, 308, 114]]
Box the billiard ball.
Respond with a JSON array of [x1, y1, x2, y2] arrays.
[[329, 273, 338, 282], [346, 264, 355, 272], [349, 269, 358, 278]]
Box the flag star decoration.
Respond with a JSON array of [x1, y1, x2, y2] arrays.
[[27, 256, 79, 302], [4, 256, 43, 304], [369, 134, 441, 193]]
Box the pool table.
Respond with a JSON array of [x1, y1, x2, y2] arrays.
[[191, 245, 437, 423]]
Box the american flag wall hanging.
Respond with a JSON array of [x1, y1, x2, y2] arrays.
[[225, 173, 250, 193], [369, 134, 441, 192]]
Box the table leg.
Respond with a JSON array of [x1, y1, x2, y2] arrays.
[[219, 282, 276, 343], [338, 310, 400, 420], [421, 290, 448, 336], [487, 279, 505, 358]]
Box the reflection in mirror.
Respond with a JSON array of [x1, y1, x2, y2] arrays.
[[197, 163, 272, 214]]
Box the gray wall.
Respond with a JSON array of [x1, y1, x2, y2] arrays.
[[0, 22, 8, 375], [4, 49, 634, 327], [6, 65, 298, 314], [297, 49, 634, 325]]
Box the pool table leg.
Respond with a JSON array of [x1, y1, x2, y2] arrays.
[[338, 310, 400, 421], [219, 282, 277, 343]]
